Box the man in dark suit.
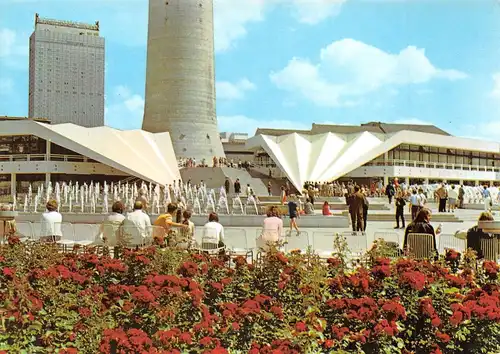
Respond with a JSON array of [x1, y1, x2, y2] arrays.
[[234, 178, 241, 195], [386, 183, 395, 204], [349, 186, 365, 232]]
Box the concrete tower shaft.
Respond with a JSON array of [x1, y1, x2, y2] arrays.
[[143, 0, 225, 162]]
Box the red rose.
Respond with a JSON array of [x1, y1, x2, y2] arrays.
[[179, 332, 192, 344], [231, 322, 240, 331], [431, 316, 442, 327], [2, 267, 14, 278], [436, 331, 450, 343], [323, 339, 334, 348], [295, 321, 307, 332], [450, 311, 463, 326], [199, 336, 212, 346], [78, 307, 92, 318]]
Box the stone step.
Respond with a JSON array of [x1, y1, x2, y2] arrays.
[[340, 211, 462, 222], [258, 201, 389, 211]]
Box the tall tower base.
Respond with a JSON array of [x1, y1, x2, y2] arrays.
[[143, 0, 225, 162]]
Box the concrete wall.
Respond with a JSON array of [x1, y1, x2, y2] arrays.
[[143, 0, 224, 161]]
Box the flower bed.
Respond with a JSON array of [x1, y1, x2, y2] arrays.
[[0, 238, 499, 353]]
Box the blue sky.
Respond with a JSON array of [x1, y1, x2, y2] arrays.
[[1, 0, 500, 138]]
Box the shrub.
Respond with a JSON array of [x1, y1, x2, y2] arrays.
[[0, 237, 498, 353]]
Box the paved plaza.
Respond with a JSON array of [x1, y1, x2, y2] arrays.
[[219, 204, 492, 253]]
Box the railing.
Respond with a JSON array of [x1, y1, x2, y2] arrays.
[[364, 159, 500, 173], [0, 154, 93, 162]]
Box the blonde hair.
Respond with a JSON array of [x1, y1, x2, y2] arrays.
[[46, 199, 58, 212], [478, 211, 494, 222]]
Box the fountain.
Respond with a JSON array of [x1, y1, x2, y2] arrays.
[[217, 194, 230, 214], [33, 195, 39, 213], [232, 195, 245, 215], [246, 194, 258, 215], [205, 194, 216, 213], [80, 186, 85, 213], [103, 184, 109, 214], [193, 196, 202, 215]]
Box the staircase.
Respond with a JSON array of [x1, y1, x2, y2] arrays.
[[220, 167, 268, 196], [247, 168, 300, 196], [341, 211, 463, 223], [180, 167, 268, 195]]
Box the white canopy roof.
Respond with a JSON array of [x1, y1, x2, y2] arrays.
[[246, 130, 500, 191], [0, 120, 181, 185]]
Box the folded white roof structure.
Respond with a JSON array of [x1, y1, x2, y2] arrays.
[[246, 130, 500, 191], [0, 120, 181, 185]]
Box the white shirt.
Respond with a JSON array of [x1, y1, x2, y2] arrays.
[[122, 210, 152, 240], [262, 217, 283, 238], [448, 189, 458, 199], [418, 193, 427, 207], [106, 212, 125, 223], [409, 194, 420, 206], [203, 221, 224, 244], [40, 211, 63, 237], [98, 213, 125, 246]]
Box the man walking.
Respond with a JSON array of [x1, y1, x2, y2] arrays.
[[436, 184, 448, 213], [287, 195, 300, 235], [409, 189, 421, 220], [458, 185, 464, 209], [362, 192, 369, 232], [483, 185, 491, 211], [234, 178, 241, 196], [349, 186, 365, 232], [385, 183, 395, 204]]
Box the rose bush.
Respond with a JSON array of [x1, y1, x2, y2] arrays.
[[0, 237, 498, 353]]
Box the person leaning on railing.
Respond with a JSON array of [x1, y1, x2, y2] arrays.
[[97, 201, 125, 247], [462, 212, 498, 259], [403, 208, 439, 253], [40, 200, 62, 243], [175, 210, 196, 250], [154, 203, 188, 246], [258, 207, 283, 251]]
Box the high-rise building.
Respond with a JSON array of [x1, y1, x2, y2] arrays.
[[143, 0, 225, 162], [28, 14, 105, 127]]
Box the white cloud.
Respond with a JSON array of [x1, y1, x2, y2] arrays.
[[105, 86, 144, 130], [2, 0, 346, 54], [271, 39, 467, 107], [459, 122, 500, 141], [214, 0, 348, 52], [214, 0, 267, 52], [216, 78, 256, 100], [287, 0, 346, 24], [218, 115, 310, 136], [0, 28, 28, 67], [0, 78, 13, 95], [392, 118, 432, 125], [491, 73, 500, 98]]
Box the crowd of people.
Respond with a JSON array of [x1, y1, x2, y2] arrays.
[[303, 180, 387, 198], [0, 198, 228, 253], [2, 175, 498, 262], [178, 156, 253, 169]]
